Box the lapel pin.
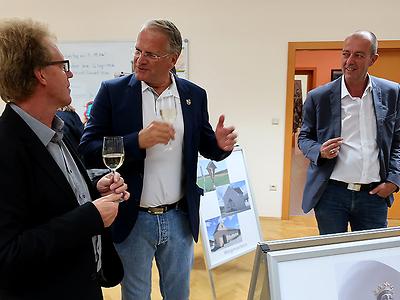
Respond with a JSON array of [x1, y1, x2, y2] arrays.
[[186, 99, 191, 105]]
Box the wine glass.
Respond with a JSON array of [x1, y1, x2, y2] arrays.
[[102, 136, 125, 201], [156, 95, 177, 150]]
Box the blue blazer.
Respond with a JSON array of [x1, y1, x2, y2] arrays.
[[80, 74, 230, 243], [298, 76, 400, 213]]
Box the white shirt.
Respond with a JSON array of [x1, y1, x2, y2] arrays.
[[140, 75, 185, 207], [330, 75, 380, 184]]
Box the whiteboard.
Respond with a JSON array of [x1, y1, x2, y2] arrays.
[[59, 41, 133, 119], [59, 40, 189, 120], [197, 146, 263, 269]]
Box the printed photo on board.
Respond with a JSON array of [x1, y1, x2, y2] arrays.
[[205, 215, 242, 252], [216, 180, 250, 217], [197, 160, 229, 192]]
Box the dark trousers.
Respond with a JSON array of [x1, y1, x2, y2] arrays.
[[314, 181, 388, 234]]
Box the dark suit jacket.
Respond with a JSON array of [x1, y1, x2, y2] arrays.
[[0, 105, 122, 300], [298, 76, 400, 213], [80, 74, 230, 243], [56, 110, 84, 156]]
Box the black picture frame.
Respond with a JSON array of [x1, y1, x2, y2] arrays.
[[331, 69, 343, 81]]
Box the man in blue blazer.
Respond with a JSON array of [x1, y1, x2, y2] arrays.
[[80, 19, 237, 299], [299, 30, 400, 235]]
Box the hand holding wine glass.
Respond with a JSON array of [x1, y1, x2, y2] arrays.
[[156, 95, 177, 150], [102, 136, 125, 201]]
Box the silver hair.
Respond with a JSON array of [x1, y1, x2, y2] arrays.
[[350, 30, 378, 55], [142, 20, 182, 55]]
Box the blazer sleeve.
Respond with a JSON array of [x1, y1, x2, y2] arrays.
[[386, 83, 400, 188], [80, 81, 145, 169], [298, 93, 325, 166], [0, 144, 104, 285], [197, 89, 231, 161]]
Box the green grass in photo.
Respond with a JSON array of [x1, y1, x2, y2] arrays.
[[197, 170, 229, 192]]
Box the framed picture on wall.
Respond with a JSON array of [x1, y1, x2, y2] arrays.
[[331, 69, 343, 81]]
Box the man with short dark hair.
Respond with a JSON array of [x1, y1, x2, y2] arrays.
[[299, 30, 400, 235], [0, 18, 129, 299], [80, 19, 237, 299]]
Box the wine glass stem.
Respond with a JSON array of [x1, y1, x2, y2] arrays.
[[110, 169, 124, 202]]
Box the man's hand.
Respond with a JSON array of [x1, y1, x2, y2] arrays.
[[370, 182, 397, 198], [138, 121, 175, 149], [320, 137, 343, 159], [215, 115, 237, 151], [93, 193, 123, 227], [97, 172, 130, 200]]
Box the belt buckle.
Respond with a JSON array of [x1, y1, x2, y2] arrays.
[[347, 183, 361, 192], [147, 207, 165, 215]]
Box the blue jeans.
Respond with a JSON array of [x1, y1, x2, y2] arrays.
[[114, 207, 194, 300], [314, 182, 388, 234]]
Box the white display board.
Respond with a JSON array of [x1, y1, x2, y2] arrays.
[[248, 228, 400, 300], [267, 236, 400, 300], [59, 40, 189, 121], [197, 147, 262, 269]]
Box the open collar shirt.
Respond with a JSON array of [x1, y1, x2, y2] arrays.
[[330, 75, 381, 184], [140, 74, 185, 207]]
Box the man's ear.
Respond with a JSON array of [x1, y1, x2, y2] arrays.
[[169, 54, 178, 68], [369, 53, 379, 67], [33, 67, 47, 85]]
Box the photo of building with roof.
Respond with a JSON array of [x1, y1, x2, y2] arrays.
[[206, 215, 242, 252], [217, 180, 250, 217]]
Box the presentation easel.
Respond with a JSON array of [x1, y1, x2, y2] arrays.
[[197, 146, 263, 298]]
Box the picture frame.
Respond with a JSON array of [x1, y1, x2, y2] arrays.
[[331, 69, 343, 81], [248, 227, 400, 300]]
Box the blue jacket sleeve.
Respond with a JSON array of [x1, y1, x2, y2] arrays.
[[79, 81, 145, 169], [298, 93, 324, 166]]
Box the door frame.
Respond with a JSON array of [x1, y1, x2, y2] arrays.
[[281, 40, 400, 220]]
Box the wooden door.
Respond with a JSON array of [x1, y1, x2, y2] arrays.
[[282, 41, 400, 220]]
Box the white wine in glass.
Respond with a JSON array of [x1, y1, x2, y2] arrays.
[[102, 153, 124, 172], [102, 136, 125, 172], [156, 95, 177, 150], [102, 136, 125, 202]]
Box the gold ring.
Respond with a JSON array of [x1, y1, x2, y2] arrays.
[[329, 149, 335, 154]]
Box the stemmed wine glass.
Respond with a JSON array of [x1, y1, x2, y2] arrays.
[[102, 136, 125, 201], [156, 95, 177, 151]]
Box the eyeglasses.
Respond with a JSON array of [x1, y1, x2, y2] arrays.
[[134, 49, 170, 61], [44, 60, 70, 73]]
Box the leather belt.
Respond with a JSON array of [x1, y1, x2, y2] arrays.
[[138, 201, 181, 215], [329, 179, 380, 192]]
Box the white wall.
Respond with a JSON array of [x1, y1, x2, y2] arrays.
[[1, 0, 399, 217]]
